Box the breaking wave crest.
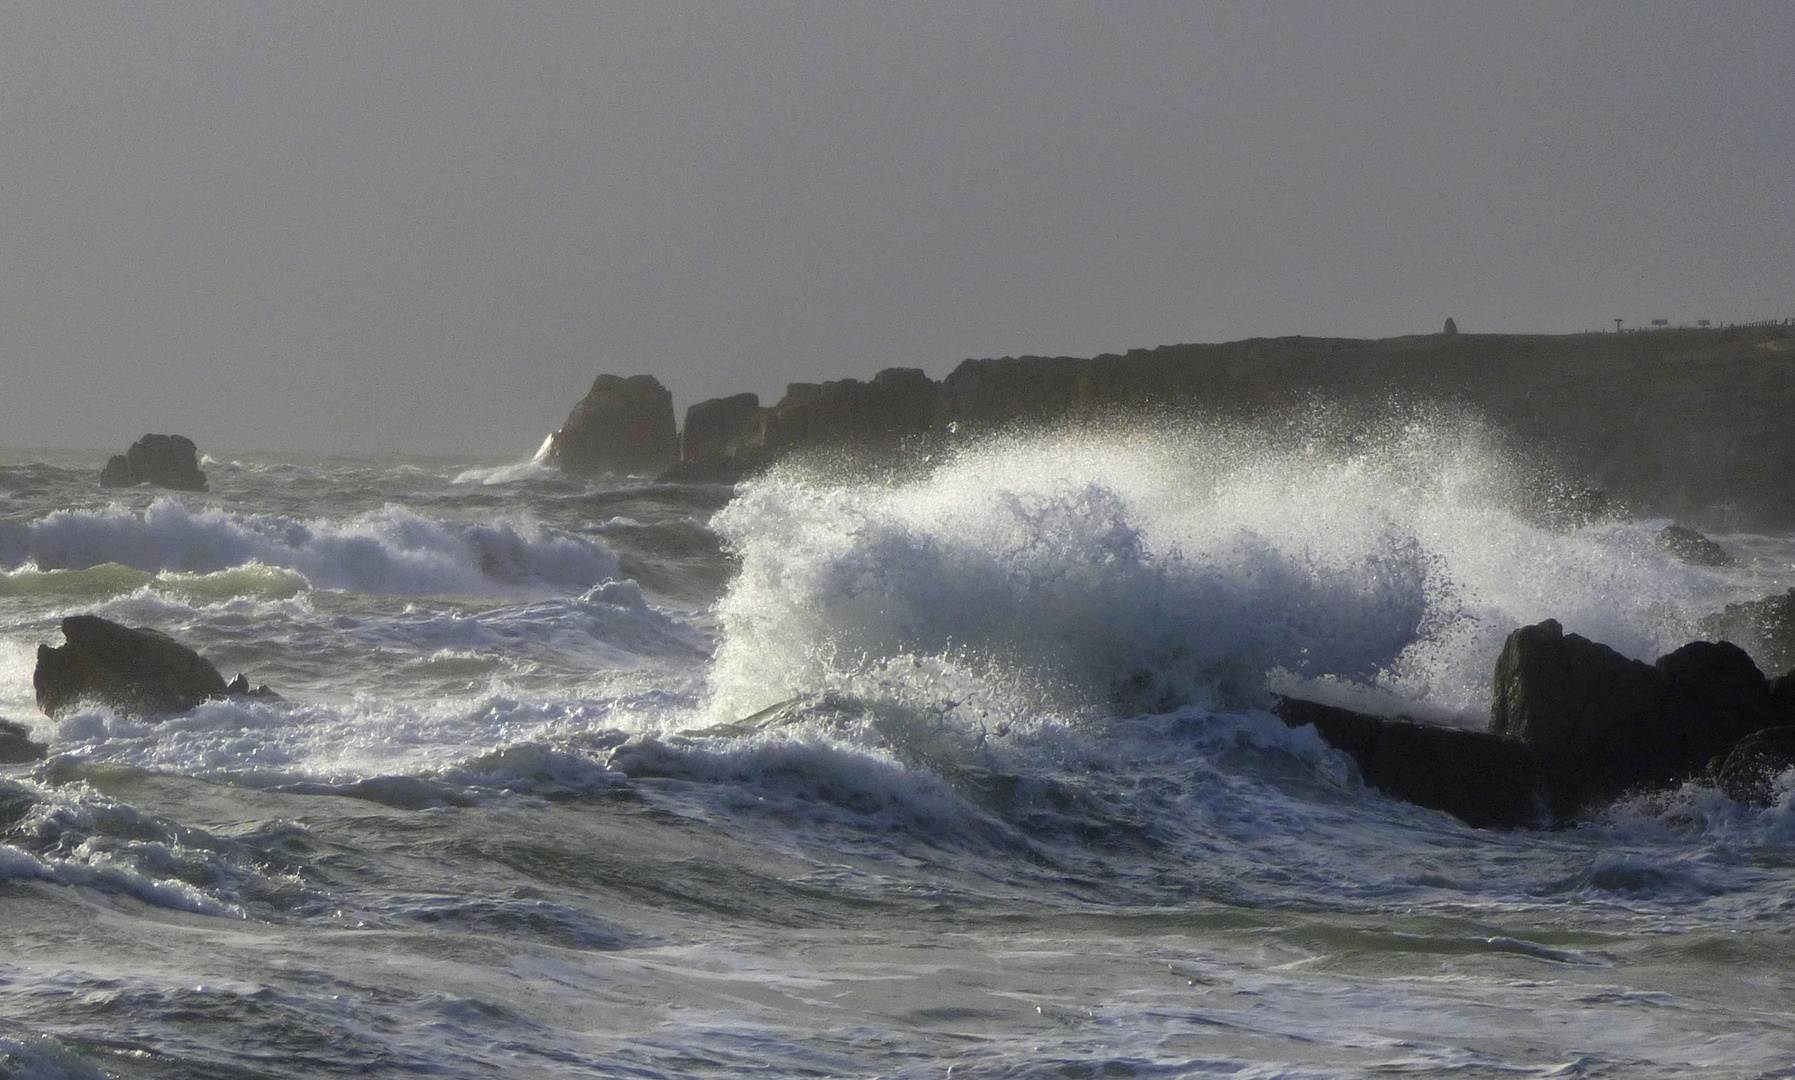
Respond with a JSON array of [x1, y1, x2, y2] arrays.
[[705, 416, 1760, 726]]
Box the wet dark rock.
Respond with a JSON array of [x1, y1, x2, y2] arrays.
[[35, 615, 230, 717], [1656, 524, 1733, 566], [0, 719, 47, 763], [681, 393, 761, 462], [98, 434, 208, 490], [1491, 620, 1776, 815], [1699, 588, 1795, 677], [1274, 697, 1541, 829], [225, 673, 281, 700], [1715, 726, 1795, 805], [545, 374, 679, 475]]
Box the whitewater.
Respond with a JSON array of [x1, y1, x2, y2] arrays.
[[3, 420, 1795, 1078]]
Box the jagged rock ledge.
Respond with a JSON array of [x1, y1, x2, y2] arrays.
[[1278, 618, 1795, 828], [545, 325, 1795, 528]]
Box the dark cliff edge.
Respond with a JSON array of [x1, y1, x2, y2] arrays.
[[555, 326, 1795, 529]]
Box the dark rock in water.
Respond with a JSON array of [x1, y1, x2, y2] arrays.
[[681, 393, 761, 462], [1491, 620, 1777, 814], [1655, 639, 1773, 749], [1699, 588, 1795, 677], [0, 719, 47, 763], [225, 673, 281, 699], [545, 374, 679, 475], [1656, 524, 1733, 566], [35, 615, 230, 717], [98, 434, 208, 490], [1716, 726, 1795, 805], [98, 454, 132, 487], [1274, 697, 1541, 829]]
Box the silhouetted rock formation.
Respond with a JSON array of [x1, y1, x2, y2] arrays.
[[1280, 618, 1795, 826], [1491, 620, 1777, 815], [1700, 589, 1795, 675], [98, 434, 208, 491], [1656, 524, 1733, 566], [36, 615, 230, 717], [613, 326, 1795, 523], [681, 393, 761, 462], [0, 720, 46, 763], [1442, 317, 1458, 336], [545, 374, 678, 475], [1274, 697, 1540, 828]]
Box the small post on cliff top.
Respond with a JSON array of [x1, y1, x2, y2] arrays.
[[1614, 318, 1624, 333]]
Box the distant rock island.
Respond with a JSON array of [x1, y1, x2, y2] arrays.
[[99, 433, 209, 491], [544, 325, 1795, 529]]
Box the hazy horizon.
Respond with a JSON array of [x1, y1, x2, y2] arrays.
[[2, 3, 1789, 457]]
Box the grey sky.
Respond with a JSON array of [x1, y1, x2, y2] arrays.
[[2, 2, 1790, 456]]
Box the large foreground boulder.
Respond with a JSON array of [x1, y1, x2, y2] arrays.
[[98, 434, 208, 491], [1275, 697, 1541, 828], [1491, 619, 1780, 814], [545, 374, 679, 475], [35, 615, 230, 717]]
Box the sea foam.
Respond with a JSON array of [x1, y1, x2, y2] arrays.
[[705, 416, 1761, 725], [0, 499, 618, 595]]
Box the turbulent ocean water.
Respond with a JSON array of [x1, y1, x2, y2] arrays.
[[4, 420, 1795, 1078]]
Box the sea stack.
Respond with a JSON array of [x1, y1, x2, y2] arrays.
[[98, 434, 208, 491], [543, 374, 679, 475]]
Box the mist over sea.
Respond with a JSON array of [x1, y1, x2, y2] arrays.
[[4, 421, 1795, 1078]]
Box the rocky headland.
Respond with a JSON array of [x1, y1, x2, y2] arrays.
[[549, 325, 1795, 529]]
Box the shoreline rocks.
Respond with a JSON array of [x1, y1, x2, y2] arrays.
[[1273, 697, 1541, 828], [543, 374, 678, 475], [34, 615, 272, 718], [99, 434, 208, 491], [554, 326, 1795, 528], [1283, 618, 1795, 827]]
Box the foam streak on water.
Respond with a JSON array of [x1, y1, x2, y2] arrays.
[[1, 429, 1794, 1079]]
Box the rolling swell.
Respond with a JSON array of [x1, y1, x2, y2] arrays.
[[0, 498, 618, 595]]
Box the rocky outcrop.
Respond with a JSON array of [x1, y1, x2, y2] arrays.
[[681, 393, 761, 462], [544, 374, 678, 475], [755, 367, 939, 453], [1491, 620, 1781, 814], [1716, 726, 1795, 805], [98, 434, 208, 491], [1656, 524, 1733, 566], [1281, 619, 1795, 826], [1699, 589, 1795, 676], [643, 326, 1795, 525], [0, 720, 46, 763], [36, 615, 233, 717], [1274, 697, 1540, 828]]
